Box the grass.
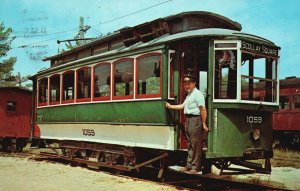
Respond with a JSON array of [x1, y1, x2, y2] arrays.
[[271, 148, 300, 168]]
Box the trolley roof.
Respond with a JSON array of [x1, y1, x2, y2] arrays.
[[34, 28, 280, 77], [37, 11, 279, 77]]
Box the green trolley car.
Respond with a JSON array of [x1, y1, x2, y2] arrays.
[[31, 11, 280, 174]]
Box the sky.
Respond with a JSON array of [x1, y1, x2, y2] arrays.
[[0, 0, 300, 80]]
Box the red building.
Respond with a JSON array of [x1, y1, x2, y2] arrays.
[[0, 87, 32, 151]]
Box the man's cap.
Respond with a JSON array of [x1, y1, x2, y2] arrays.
[[183, 74, 196, 82]]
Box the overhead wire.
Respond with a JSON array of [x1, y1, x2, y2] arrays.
[[93, 0, 173, 27], [11, 0, 174, 48], [89, 26, 103, 37]]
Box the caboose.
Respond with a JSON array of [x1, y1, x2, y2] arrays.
[[273, 77, 300, 150], [0, 86, 32, 151], [31, 11, 280, 174]]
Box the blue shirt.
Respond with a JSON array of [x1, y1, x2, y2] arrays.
[[183, 87, 205, 115]]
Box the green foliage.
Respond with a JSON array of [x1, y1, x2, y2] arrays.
[[0, 57, 15, 80], [0, 22, 17, 86], [0, 22, 15, 57], [0, 22, 31, 88], [146, 77, 160, 94]]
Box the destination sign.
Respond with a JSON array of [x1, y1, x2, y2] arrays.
[[241, 41, 279, 57]]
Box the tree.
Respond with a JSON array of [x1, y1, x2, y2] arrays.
[[0, 22, 17, 86]]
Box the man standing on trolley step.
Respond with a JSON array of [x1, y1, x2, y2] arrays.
[[165, 74, 208, 174]]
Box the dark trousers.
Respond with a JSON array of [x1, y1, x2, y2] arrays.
[[185, 116, 203, 171]]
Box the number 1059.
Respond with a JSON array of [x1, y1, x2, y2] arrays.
[[246, 116, 262, 124]]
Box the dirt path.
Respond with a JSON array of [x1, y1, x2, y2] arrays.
[[0, 156, 179, 191]]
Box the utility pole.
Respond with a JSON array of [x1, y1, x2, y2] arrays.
[[78, 16, 85, 45], [57, 16, 93, 52]]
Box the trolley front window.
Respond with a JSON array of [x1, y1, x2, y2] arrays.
[[241, 54, 277, 103], [214, 40, 279, 104], [214, 50, 237, 99]]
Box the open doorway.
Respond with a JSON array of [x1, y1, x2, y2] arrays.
[[171, 39, 209, 149]]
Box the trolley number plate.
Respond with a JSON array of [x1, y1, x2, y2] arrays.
[[82, 129, 95, 136], [246, 116, 263, 124]]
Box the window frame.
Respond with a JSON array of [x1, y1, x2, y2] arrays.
[[213, 40, 240, 102], [279, 95, 290, 110], [240, 54, 278, 103], [62, 70, 75, 104], [49, 74, 61, 105], [76, 66, 92, 103], [292, 95, 300, 110], [36, 50, 165, 107], [7, 100, 17, 112], [93, 62, 111, 101], [168, 50, 176, 99], [214, 48, 238, 100], [112, 58, 134, 100], [135, 53, 162, 99], [213, 40, 279, 105], [37, 77, 49, 107]]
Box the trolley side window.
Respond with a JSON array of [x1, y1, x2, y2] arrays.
[[49, 74, 60, 104], [62, 71, 75, 103], [214, 50, 237, 99], [38, 78, 48, 106], [93, 63, 111, 100], [113, 58, 134, 99], [136, 53, 161, 98], [77, 67, 91, 101]]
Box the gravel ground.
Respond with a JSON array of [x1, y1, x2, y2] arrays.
[[0, 156, 179, 191]]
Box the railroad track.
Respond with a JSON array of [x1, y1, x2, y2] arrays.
[[0, 151, 38, 159], [273, 156, 300, 163], [0, 151, 286, 190]]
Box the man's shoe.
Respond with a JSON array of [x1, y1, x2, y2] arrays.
[[188, 169, 199, 174], [179, 167, 190, 172]]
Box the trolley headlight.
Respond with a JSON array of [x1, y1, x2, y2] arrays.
[[252, 128, 261, 141]]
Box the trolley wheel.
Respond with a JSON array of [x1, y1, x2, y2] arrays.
[[16, 138, 27, 152], [2, 138, 12, 152], [202, 159, 212, 174]]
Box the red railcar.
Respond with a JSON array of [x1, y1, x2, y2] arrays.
[[273, 77, 300, 150], [0, 87, 32, 151]]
